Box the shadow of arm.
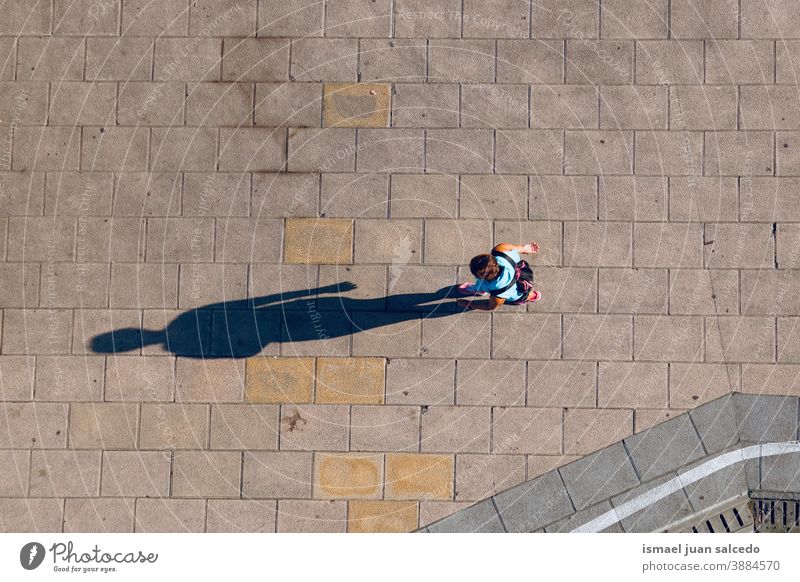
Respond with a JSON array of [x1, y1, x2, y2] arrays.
[[250, 282, 357, 307]]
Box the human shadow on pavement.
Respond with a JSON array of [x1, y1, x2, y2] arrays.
[[91, 282, 464, 358]]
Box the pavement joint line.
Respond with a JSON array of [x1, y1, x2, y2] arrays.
[[737, 0, 742, 39], [557, 465, 577, 513], [687, 409, 709, 457], [772, 40, 777, 84], [621, 436, 641, 481], [667, 0, 671, 39], [490, 496, 508, 533]]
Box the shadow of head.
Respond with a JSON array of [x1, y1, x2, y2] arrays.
[[91, 328, 163, 354]]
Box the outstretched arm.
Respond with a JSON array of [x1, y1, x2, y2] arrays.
[[251, 282, 357, 307], [495, 242, 539, 254]]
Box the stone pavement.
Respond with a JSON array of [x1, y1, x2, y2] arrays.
[[1, 0, 800, 533], [424, 392, 800, 532]]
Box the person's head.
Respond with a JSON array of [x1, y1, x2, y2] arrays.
[[470, 254, 500, 281]]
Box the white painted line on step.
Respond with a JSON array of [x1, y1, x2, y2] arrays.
[[570, 441, 800, 533]]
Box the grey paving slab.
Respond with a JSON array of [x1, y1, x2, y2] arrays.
[[86, 38, 153, 81], [600, 85, 668, 130], [0, 172, 44, 215], [0, 499, 65, 533], [459, 174, 527, 219], [49, 83, 117, 127], [624, 415, 706, 481], [391, 84, 459, 129], [112, 172, 181, 217], [745, 451, 761, 492], [0, 263, 39, 308], [142, 403, 209, 450], [0, 450, 30, 496], [360, 39, 426, 82], [186, 83, 254, 128], [427, 499, 505, 533], [190, 0, 257, 37], [492, 313, 562, 360], [385, 358, 455, 405], [456, 360, 525, 406], [135, 499, 206, 533], [635, 40, 702, 83], [0, 39, 15, 81], [101, 451, 171, 498], [44, 172, 114, 216], [351, 405, 420, 452], [0, 356, 35, 401], [688, 394, 740, 455], [633, 316, 703, 363], [497, 40, 563, 84], [150, 128, 217, 172], [612, 474, 694, 533], [34, 356, 104, 402], [29, 450, 102, 497], [531, 85, 597, 130], [492, 407, 562, 455], [207, 500, 277, 533], [559, 443, 640, 511], [566, 40, 633, 84], [428, 40, 495, 83], [278, 404, 349, 452], [171, 451, 242, 498], [761, 448, 800, 493], [351, 312, 420, 357], [242, 451, 313, 499], [706, 40, 774, 84], [425, 129, 493, 174], [290, 39, 357, 82], [276, 500, 347, 533], [154, 38, 221, 82], [64, 499, 135, 533], [0, 82, 48, 126], [735, 393, 800, 443], [14, 127, 82, 171], [3, 309, 72, 355], [669, 87, 738, 132], [82, 127, 148, 173], [421, 406, 490, 454], [18, 37, 85, 82], [422, 313, 491, 359], [599, 268, 668, 315], [492, 470, 574, 533], [455, 454, 525, 501]]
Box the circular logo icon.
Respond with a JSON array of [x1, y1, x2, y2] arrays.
[[20, 542, 45, 570]]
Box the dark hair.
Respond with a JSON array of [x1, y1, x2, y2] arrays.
[[470, 254, 500, 280]]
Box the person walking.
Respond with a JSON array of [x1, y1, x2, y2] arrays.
[[456, 241, 541, 311]]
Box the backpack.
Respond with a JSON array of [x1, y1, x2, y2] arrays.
[[487, 249, 535, 304]]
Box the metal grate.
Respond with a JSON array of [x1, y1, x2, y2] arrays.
[[751, 497, 800, 533], [668, 499, 754, 533], [669, 493, 800, 533]]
